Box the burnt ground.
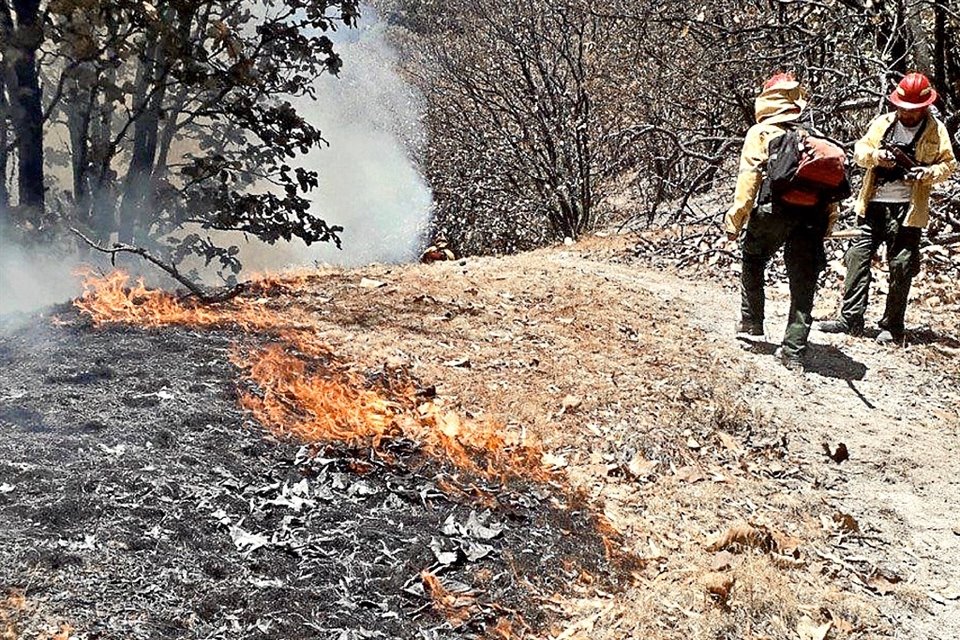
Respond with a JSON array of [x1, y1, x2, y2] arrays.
[[0, 313, 615, 639]]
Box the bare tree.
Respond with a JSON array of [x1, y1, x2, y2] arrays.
[[384, 0, 960, 248], [2, 0, 44, 224], [389, 0, 618, 253]]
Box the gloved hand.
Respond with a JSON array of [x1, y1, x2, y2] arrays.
[[905, 166, 931, 182], [874, 149, 897, 169]]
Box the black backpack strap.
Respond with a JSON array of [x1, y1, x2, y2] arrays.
[[758, 125, 795, 205]]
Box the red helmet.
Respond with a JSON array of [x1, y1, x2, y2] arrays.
[[763, 72, 798, 91], [889, 73, 937, 109]]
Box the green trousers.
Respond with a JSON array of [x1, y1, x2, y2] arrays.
[[740, 203, 829, 359], [839, 202, 921, 334]]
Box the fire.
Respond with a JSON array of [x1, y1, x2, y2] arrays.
[[73, 268, 316, 334], [73, 270, 544, 478], [1, 590, 24, 640], [75, 269, 225, 327], [232, 343, 400, 449]]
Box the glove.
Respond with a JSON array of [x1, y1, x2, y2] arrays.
[[905, 167, 932, 183], [873, 149, 897, 169]]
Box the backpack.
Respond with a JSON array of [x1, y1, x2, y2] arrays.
[[764, 128, 851, 208]]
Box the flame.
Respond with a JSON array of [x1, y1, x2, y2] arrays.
[[50, 624, 73, 640], [232, 341, 544, 477], [73, 270, 544, 478], [1, 590, 24, 640], [73, 268, 316, 334], [491, 616, 520, 639]]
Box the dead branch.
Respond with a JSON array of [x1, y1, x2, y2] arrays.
[[675, 248, 737, 268], [70, 227, 246, 304], [826, 229, 869, 240], [931, 232, 960, 246]]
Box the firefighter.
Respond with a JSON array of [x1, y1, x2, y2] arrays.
[[819, 73, 956, 344], [420, 236, 456, 264], [724, 72, 838, 371]]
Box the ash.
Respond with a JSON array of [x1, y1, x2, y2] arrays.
[[0, 313, 615, 639]]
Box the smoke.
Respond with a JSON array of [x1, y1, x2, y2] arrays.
[[225, 5, 433, 273], [0, 230, 85, 315], [0, 5, 431, 314]]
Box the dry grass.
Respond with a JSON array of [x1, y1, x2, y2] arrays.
[[245, 239, 900, 639]]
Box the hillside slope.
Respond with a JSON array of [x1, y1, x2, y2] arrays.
[[2, 234, 958, 639]]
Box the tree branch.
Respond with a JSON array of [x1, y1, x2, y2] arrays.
[[70, 227, 246, 304]]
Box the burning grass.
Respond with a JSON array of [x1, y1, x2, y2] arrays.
[[420, 570, 479, 627], [74, 269, 546, 481], [53, 242, 954, 639], [0, 590, 24, 640], [1, 316, 619, 638]]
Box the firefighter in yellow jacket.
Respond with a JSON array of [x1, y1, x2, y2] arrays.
[[724, 72, 837, 371], [819, 73, 957, 343]]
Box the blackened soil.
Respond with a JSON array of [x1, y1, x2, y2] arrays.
[[0, 313, 615, 639]]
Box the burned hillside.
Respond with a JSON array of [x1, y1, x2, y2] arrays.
[[0, 294, 623, 639]]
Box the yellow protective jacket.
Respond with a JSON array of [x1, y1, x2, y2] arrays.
[[724, 86, 838, 236], [853, 112, 957, 228]]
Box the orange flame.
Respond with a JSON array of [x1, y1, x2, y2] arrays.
[[73, 270, 544, 478], [1, 590, 24, 640], [1, 591, 73, 640], [73, 268, 317, 335]]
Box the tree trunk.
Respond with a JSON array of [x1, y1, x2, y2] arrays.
[[9, 0, 44, 222], [118, 45, 166, 244], [931, 0, 959, 149], [875, 0, 910, 74], [933, 0, 947, 100], [89, 64, 118, 243], [66, 73, 94, 227], [0, 2, 13, 220]]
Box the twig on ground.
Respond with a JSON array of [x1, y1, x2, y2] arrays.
[[930, 232, 960, 246], [675, 248, 737, 268], [70, 227, 246, 304]]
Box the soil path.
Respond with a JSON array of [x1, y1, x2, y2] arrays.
[[557, 249, 960, 639]]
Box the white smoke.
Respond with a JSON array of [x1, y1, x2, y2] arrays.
[[0, 5, 432, 314], [0, 234, 85, 315], [227, 4, 433, 273]]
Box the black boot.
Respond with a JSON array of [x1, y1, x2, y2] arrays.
[[818, 318, 863, 336]]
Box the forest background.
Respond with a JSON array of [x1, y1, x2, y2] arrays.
[[1, 0, 957, 292]]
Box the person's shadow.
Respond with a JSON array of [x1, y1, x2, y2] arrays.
[[804, 342, 868, 380], [738, 338, 868, 381]]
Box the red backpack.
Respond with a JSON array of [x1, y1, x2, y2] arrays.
[[766, 129, 851, 207]]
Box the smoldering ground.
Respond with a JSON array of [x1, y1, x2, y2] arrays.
[[0, 296, 619, 639]]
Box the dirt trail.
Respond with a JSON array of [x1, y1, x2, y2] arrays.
[[553, 247, 960, 638]]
